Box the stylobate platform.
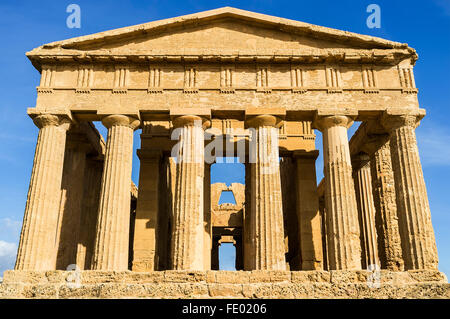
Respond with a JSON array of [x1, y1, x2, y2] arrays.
[[0, 270, 448, 299]]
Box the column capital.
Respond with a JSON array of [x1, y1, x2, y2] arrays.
[[244, 107, 285, 129], [31, 114, 72, 130], [245, 114, 282, 128], [382, 114, 421, 131], [101, 114, 140, 130], [351, 152, 371, 171], [313, 114, 355, 131], [27, 108, 73, 130], [381, 108, 426, 131], [171, 114, 211, 129]]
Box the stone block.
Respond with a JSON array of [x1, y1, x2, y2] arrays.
[[205, 271, 216, 283], [0, 283, 24, 298], [163, 271, 206, 283], [98, 283, 147, 298], [215, 271, 250, 284], [3, 270, 47, 284], [158, 283, 208, 298], [291, 271, 331, 283], [127, 272, 166, 283], [81, 271, 128, 284], [407, 270, 448, 283], [330, 270, 369, 284], [249, 270, 290, 283], [22, 284, 59, 299], [58, 284, 102, 298], [208, 283, 244, 297]]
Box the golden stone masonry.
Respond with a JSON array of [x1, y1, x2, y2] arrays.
[[1, 7, 449, 298]]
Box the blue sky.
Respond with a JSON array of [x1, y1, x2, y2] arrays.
[[0, 0, 449, 276]]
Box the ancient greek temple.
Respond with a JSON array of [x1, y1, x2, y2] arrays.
[[4, 7, 448, 299]]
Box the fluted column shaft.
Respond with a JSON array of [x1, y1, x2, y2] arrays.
[[383, 114, 438, 270], [353, 154, 379, 269], [92, 115, 140, 270], [234, 236, 244, 270], [55, 139, 88, 270], [370, 140, 404, 270], [211, 237, 220, 270], [77, 158, 103, 270], [243, 162, 252, 270], [15, 114, 70, 270], [314, 115, 361, 270], [247, 115, 286, 270], [203, 163, 212, 270], [170, 115, 208, 270], [132, 149, 161, 271]]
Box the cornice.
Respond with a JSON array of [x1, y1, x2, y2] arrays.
[[27, 48, 414, 69]]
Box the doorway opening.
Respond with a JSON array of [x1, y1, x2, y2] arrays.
[[218, 243, 236, 270]]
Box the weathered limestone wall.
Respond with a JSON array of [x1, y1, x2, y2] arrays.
[[76, 158, 103, 270], [55, 128, 91, 270], [294, 150, 323, 271], [132, 149, 162, 271], [1, 270, 448, 299], [280, 157, 300, 270]]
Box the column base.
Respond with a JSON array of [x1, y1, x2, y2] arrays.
[[1, 270, 448, 299]]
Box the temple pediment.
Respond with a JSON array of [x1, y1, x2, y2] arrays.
[[27, 7, 415, 65], [61, 20, 375, 53]]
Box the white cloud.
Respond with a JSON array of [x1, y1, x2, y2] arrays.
[[0, 241, 16, 257], [0, 240, 17, 277], [0, 218, 21, 277]]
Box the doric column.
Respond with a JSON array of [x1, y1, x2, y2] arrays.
[[313, 115, 361, 270], [234, 235, 244, 270], [370, 139, 404, 270], [170, 115, 209, 270], [132, 149, 161, 271], [157, 156, 175, 270], [203, 163, 212, 270], [382, 113, 438, 270], [246, 114, 286, 270], [280, 157, 300, 270], [77, 157, 103, 270], [243, 162, 252, 270], [92, 114, 140, 270], [293, 150, 324, 270], [211, 236, 220, 270], [15, 114, 71, 270], [55, 131, 90, 270], [352, 153, 379, 269]]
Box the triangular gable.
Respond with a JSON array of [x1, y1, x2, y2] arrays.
[[29, 7, 413, 53]]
